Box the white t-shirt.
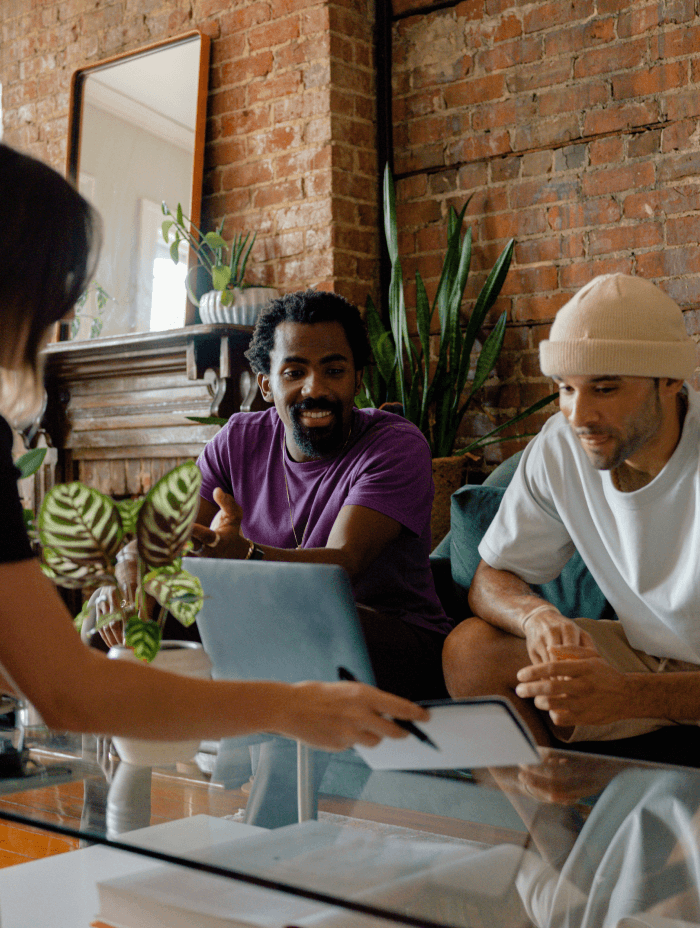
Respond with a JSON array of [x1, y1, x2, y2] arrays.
[[479, 388, 700, 662]]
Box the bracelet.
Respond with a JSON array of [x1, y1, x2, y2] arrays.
[[521, 604, 556, 633], [243, 539, 264, 561]]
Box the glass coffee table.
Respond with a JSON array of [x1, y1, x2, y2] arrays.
[[0, 723, 698, 928]]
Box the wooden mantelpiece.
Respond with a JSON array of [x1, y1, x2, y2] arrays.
[[33, 324, 263, 499]]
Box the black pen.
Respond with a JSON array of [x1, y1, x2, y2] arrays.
[[337, 666, 439, 750]]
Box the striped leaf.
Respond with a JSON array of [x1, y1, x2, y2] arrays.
[[38, 483, 123, 566], [124, 617, 162, 663], [143, 565, 204, 627], [41, 546, 115, 590], [137, 461, 202, 568]]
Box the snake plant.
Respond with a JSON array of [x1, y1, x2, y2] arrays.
[[358, 165, 556, 458], [37, 461, 204, 662]]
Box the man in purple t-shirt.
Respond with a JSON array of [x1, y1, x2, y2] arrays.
[[192, 290, 450, 701]]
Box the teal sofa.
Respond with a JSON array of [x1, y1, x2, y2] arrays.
[[430, 450, 615, 626]]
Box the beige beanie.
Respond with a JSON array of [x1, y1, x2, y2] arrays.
[[539, 274, 697, 380]]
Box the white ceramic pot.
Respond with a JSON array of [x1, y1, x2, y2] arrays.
[[199, 287, 279, 326], [107, 641, 212, 767]]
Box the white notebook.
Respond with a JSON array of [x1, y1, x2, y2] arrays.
[[354, 697, 540, 770]]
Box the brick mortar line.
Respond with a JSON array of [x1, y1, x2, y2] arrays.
[[394, 119, 675, 180]]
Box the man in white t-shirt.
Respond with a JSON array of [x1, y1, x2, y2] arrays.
[[442, 274, 700, 745]]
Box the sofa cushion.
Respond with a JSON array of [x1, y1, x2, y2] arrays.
[[449, 485, 614, 621]]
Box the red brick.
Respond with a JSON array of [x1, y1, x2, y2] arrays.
[[581, 162, 655, 197], [629, 129, 662, 158], [249, 16, 300, 52], [544, 17, 616, 57], [512, 292, 569, 323], [538, 83, 609, 118], [443, 73, 505, 108], [658, 152, 700, 183], [220, 51, 273, 85], [478, 35, 541, 73], [248, 71, 302, 104], [667, 216, 700, 247], [588, 136, 625, 165], [446, 130, 512, 165], [617, 4, 661, 37], [623, 186, 700, 220], [513, 114, 580, 152], [613, 61, 688, 100], [561, 257, 634, 289], [506, 57, 571, 93], [510, 178, 578, 210], [573, 37, 647, 78], [649, 22, 700, 58], [588, 222, 664, 256], [637, 246, 700, 279], [500, 265, 558, 297], [547, 198, 622, 230], [472, 95, 537, 130], [515, 233, 585, 264], [665, 89, 700, 122], [523, 0, 594, 33], [661, 121, 697, 154], [584, 101, 660, 136]]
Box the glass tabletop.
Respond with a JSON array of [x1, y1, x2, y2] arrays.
[[1, 717, 699, 928]]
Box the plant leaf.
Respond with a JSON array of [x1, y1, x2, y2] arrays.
[[457, 392, 559, 455], [137, 461, 202, 568], [15, 447, 47, 479], [41, 546, 115, 589], [470, 310, 507, 395], [204, 232, 227, 249], [211, 265, 232, 291], [124, 617, 162, 663], [116, 498, 145, 537], [143, 566, 204, 627], [186, 415, 230, 426], [38, 484, 123, 567], [161, 220, 173, 242]]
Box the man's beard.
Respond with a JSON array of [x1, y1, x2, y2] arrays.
[[575, 384, 663, 470], [290, 399, 347, 459]]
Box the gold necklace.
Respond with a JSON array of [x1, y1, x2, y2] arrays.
[[281, 421, 354, 549]]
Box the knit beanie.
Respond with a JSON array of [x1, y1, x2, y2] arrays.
[[539, 274, 697, 381]]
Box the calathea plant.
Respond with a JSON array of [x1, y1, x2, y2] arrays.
[[37, 462, 204, 662]]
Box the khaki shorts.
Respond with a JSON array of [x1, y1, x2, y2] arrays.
[[550, 618, 700, 743]]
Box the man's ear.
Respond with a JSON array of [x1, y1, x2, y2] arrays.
[[257, 372, 274, 403], [354, 369, 363, 396]]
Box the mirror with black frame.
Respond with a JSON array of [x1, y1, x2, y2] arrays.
[[65, 31, 210, 341]]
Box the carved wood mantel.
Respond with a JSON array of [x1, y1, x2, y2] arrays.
[[36, 324, 262, 499]]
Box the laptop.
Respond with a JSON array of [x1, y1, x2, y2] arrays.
[[182, 558, 375, 686]]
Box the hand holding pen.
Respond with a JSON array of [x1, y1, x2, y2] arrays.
[[337, 666, 439, 750]]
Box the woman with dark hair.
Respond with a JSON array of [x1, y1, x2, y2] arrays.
[[0, 143, 427, 751]]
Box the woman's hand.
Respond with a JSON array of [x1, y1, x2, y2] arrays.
[[274, 681, 431, 752]]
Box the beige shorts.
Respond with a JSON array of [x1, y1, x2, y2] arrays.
[[550, 618, 700, 743]]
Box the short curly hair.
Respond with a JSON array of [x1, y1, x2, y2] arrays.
[[245, 290, 371, 375]]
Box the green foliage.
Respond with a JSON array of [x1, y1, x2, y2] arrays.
[[359, 165, 557, 458], [124, 617, 162, 664], [71, 282, 113, 340], [161, 202, 256, 307], [38, 461, 205, 662]]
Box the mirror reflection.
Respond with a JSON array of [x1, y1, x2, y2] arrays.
[[67, 33, 208, 340]]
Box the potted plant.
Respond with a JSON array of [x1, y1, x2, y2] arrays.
[[359, 166, 557, 544], [37, 461, 209, 766], [161, 202, 279, 326]]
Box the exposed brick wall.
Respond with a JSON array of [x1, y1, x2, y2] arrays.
[[5, 0, 700, 466], [0, 0, 378, 305], [392, 0, 700, 462]]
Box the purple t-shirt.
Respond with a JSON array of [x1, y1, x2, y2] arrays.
[[197, 406, 451, 634]]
